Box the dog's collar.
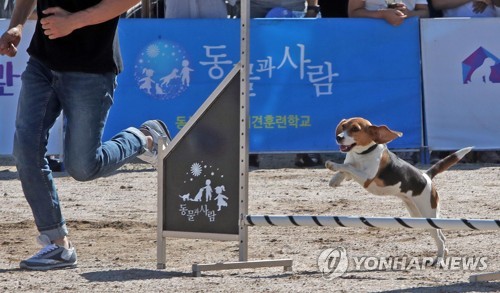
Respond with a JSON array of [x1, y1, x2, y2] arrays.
[[357, 144, 378, 155]]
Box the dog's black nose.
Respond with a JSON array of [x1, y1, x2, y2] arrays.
[[336, 135, 343, 143]]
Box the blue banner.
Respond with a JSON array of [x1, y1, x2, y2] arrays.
[[105, 17, 422, 152]]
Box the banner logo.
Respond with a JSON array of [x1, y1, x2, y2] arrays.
[[462, 47, 500, 84], [135, 40, 192, 100]]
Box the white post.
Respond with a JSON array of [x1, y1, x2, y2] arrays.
[[238, 0, 250, 263]]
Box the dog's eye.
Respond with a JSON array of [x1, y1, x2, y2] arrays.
[[351, 126, 360, 132]]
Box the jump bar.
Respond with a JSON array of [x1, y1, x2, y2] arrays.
[[245, 215, 500, 230]]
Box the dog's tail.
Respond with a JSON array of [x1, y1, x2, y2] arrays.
[[426, 147, 473, 179]]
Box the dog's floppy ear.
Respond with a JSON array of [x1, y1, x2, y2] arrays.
[[336, 119, 347, 130], [367, 125, 403, 144]]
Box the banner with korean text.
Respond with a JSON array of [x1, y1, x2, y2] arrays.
[[107, 17, 422, 153], [0, 18, 422, 154]]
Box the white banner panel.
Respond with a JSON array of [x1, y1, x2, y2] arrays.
[[421, 18, 500, 151], [0, 20, 63, 155]]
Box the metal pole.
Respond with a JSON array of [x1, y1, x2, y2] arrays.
[[141, 0, 151, 18], [245, 215, 500, 230], [239, 0, 250, 262]]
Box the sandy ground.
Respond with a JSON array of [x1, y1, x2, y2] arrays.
[[0, 154, 499, 292]]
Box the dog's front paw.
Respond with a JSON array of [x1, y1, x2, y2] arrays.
[[325, 160, 339, 171], [329, 173, 345, 187]]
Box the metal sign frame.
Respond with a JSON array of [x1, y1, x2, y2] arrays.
[[156, 0, 293, 274]]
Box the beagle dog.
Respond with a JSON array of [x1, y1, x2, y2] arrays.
[[325, 117, 472, 262]]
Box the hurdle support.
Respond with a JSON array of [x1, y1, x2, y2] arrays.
[[469, 271, 500, 282], [187, 1, 297, 277], [243, 214, 499, 282], [192, 259, 293, 277]]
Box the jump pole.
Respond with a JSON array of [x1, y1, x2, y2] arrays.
[[245, 215, 500, 230]]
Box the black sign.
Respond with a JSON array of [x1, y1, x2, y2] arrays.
[[162, 71, 240, 236]]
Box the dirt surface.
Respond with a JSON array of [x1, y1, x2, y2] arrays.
[[0, 154, 499, 292]]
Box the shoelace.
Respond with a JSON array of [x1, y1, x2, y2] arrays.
[[32, 244, 59, 258]]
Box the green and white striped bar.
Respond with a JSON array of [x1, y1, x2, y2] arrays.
[[245, 215, 500, 230]]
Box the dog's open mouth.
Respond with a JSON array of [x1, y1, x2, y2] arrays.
[[339, 143, 356, 152]]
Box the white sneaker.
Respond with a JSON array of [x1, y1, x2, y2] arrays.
[[137, 119, 171, 167], [20, 235, 77, 271]]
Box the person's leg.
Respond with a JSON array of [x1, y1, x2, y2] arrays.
[[295, 153, 323, 167], [196, 0, 228, 18], [14, 58, 78, 270], [234, 0, 270, 18], [15, 61, 166, 270], [13, 57, 68, 241], [238, 0, 270, 17], [318, 0, 349, 17], [165, 0, 191, 18], [57, 71, 146, 182]]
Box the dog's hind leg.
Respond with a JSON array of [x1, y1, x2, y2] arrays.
[[402, 198, 447, 263], [424, 229, 448, 268], [423, 222, 448, 264], [401, 197, 423, 218], [411, 197, 448, 264]]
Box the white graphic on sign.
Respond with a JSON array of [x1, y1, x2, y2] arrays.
[[135, 40, 192, 100], [471, 57, 496, 84], [177, 161, 229, 222], [160, 68, 179, 86], [138, 68, 155, 95], [180, 59, 194, 86], [214, 185, 228, 211]]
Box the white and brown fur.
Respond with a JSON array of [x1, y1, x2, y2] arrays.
[[325, 117, 472, 262]]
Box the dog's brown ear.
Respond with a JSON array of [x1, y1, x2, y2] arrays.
[[336, 119, 347, 129], [367, 125, 403, 144]]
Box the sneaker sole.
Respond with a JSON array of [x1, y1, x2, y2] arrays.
[[20, 261, 77, 271], [142, 119, 172, 145], [150, 119, 172, 142]]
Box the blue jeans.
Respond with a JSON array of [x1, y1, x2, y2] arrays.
[[13, 57, 147, 241]]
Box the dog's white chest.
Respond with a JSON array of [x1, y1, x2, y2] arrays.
[[364, 181, 406, 196], [345, 152, 381, 181]]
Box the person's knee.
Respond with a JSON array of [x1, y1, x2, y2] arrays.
[[64, 159, 98, 182], [13, 132, 40, 167], [66, 167, 95, 182]]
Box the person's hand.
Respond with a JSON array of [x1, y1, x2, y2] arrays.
[[40, 7, 77, 39], [392, 3, 407, 10], [393, 3, 410, 15], [383, 9, 407, 26], [472, 0, 492, 13], [0, 25, 22, 57]]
